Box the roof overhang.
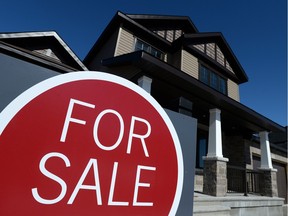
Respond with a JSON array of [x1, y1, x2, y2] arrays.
[[0, 31, 87, 71], [102, 51, 285, 133], [84, 11, 192, 65], [126, 13, 199, 33], [173, 33, 248, 84], [0, 40, 78, 72]]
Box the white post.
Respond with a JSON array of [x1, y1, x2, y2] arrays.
[[203, 108, 228, 196], [206, 108, 225, 160], [259, 131, 273, 170], [138, 76, 152, 94], [258, 131, 278, 197]]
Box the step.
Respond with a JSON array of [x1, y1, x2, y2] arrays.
[[193, 193, 285, 216], [193, 204, 231, 216]]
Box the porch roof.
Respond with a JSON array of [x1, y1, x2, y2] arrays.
[[102, 51, 285, 134]]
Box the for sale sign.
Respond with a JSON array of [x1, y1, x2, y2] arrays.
[[0, 72, 183, 216]]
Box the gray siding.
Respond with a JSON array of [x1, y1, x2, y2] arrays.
[[166, 30, 174, 42], [115, 27, 134, 56], [216, 45, 225, 67], [228, 79, 240, 101], [206, 43, 215, 59], [87, 27, 142, 80], [154, 29, 183, 42], [181, 50, 198, 79], [116, 27, 168, 62], [194, 44, 205, 52], [180, 49, 240, 101], [193, 43, 235, 75], [0, 53, 61, 112]]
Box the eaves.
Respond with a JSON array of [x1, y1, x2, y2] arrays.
[[102, 51, 285, 133], [0, 41, 80, 73]]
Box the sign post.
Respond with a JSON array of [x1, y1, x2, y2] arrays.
[[0, 72, 183, 215]]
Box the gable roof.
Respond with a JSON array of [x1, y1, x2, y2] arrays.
[[0, 31, 87, 71], [84, 11, 199, 64], [84, 11, 284, 133], [84, 11, 171, 65], [126, 13, 198, 33], [178, 33, 248, 83], [84, 11, 248, 83]]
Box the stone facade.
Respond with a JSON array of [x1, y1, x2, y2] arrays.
[[194, 170, 204, 192], [260, 169, 278, 197], [203, 158, 228, 196]]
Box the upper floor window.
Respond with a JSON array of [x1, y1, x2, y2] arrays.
[[134, 39, 164, 60], [199, 65, 227, 95]]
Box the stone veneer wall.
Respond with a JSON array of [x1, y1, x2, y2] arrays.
[[261, 170, 278, 197], [194, 170, 204, 192], [203, 159, 228, 196]]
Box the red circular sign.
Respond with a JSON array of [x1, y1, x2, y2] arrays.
[[0, 72, 183, 215]]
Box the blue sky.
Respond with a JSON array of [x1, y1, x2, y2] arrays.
[[1, 0, 287, 126]]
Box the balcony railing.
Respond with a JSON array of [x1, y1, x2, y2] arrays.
[[227, 165, 263, 196]]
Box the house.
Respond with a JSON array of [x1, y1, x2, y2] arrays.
[[0, 11, 286, 215], [83, 11, 287, 213], [0, 31, 87, 112]]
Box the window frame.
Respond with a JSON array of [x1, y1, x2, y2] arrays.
[[134, 38, 165, 60], [199, 64, 227, 95], [196, 130, 208, 169]]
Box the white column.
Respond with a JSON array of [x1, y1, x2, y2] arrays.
[[206, 108, 225, 160], [259, 131, 273, 170], [138, 76, 152, 94]]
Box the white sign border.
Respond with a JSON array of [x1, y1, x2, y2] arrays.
[[0, 71, 183, 215]]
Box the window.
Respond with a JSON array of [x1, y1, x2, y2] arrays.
[[199, 66, 209, 84], [196, 130, 208, 168], [197, 138, 207, 168], [199, 65, 227, 95], [134, 39, 164, 60]]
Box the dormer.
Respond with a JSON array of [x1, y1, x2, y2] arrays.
[[170, 33, 248, 101]]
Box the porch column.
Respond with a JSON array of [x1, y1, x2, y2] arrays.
[[203, 108, 228, 197], [258, 131, 278, 197], [138, 76, 152, 94], [259, 131, 273, 169], [207, 108, 224, 159]]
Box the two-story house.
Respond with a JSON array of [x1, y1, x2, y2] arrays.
[[0, 11, 286, 215], [83, 11, 287, 203]]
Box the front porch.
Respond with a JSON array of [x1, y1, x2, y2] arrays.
[[136, 75, 287, 215], [193, 192, 285, 216], [195, 166, 278, 198], [196, 107, 279, 198]]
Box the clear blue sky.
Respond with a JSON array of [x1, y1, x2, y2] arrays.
[[1, 0, 287, 126]]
